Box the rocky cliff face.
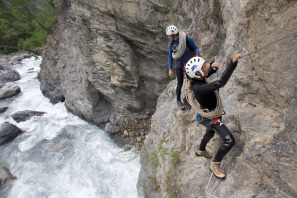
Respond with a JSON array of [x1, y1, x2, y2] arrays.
[[40, 0, 174, 125], [41, 0, 297, 197], [137, 1, 297, 198]]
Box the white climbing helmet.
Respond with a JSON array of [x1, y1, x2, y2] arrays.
[[185, 57, 206, 79], [166, 25, 179, 36]]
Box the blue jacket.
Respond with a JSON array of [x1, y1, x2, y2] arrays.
[[168, 36, 199, 69]]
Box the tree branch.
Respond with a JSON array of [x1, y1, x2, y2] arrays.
[[0, 45, 40, 55], [20, 3, 51, 33]]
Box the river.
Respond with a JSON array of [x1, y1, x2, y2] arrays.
[[0, 56, 140, 198]]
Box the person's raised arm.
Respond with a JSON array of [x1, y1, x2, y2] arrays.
[[195, 53, 242, 95]]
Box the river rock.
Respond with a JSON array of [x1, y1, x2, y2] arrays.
[[0, 85, 21, 99], [136, 137, 142, 142], [0, 164, 16, 189], [0, 122, 24, 145], [0, 53, 32, 67], [10, 54, 32, 64], [0, 107, 8, 114], [124, 145, 132, 151], [11, 110, 46, 123], [0, 67, 20, 84], [104, 122, 120, 134], [123, 130, 129, 136]]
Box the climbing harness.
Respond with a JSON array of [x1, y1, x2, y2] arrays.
[[196, 108, 212, 125], [172, 31, 187, 60], [196, 108, 224, 126]]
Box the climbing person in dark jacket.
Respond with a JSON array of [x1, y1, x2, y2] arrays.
[[166, 25, 200, 110], [185, 53, 242, 179]]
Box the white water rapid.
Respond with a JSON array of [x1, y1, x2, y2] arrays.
[[0, 56, 140, 198]]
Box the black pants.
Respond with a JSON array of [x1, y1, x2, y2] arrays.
[[176, 68, 184, 102], [199, 118, 235, 162]]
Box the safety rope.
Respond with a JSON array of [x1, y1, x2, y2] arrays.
[[185, 30, 297, 119], [200, 156, 207, 171], [199, 157, 219, 198], [242, 29, 297, 57], [185, 79, 223, 119], [206, 173, 219, 198], [172, 31, 187, 60]]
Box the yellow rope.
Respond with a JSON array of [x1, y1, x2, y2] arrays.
[[185, 79, 223, 119]]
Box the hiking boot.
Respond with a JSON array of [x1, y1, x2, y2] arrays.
[[210, 162, 226, 179], [195, 150, 212, 158], [177, 100, 185, 110], [183, 98, 191, 110]]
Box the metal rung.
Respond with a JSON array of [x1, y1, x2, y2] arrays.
[[205, 173, 219, 198], [200, 156, 207, 171]]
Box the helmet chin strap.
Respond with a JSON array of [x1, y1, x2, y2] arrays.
[[172, 34, 176, 40], [195, 71, 204, 79]]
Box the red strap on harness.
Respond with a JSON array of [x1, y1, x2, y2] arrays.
[[212, 116, 222, 124]]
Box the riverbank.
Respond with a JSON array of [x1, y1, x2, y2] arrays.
[[0, 54, 141, 198]]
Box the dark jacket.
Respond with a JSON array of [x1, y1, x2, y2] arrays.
[[191, 59, 238, 110]]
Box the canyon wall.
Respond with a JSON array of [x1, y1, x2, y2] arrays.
[[40, 0, 297, 197]]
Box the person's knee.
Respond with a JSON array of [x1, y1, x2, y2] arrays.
[[224, 135, 235, 148]]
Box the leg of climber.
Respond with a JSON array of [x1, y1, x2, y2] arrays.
[[176, 68, 185, 110], [195, 129, 214, 158], [183, 97, 191, 110], [210, 120, 235, 179]]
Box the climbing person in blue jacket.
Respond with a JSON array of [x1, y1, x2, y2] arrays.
[[166, 25, 200, 110], [185, 53, 242, 179]]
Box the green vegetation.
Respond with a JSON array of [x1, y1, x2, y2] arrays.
[[126, 136, 182, 197], [0, 0, 56, 54], [157, 138, 182, 197]]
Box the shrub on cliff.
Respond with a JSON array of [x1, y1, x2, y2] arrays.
[[0, 0, 56, 54]]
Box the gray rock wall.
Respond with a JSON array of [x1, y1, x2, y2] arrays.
[[40, 0, 174, 124], [40, 0, 297, 197], [137, 0, 297, 198]]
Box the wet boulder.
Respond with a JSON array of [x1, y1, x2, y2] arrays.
[[0, 162, 16, 189], [0, 122, 24, 145], [11, 110, 46, 123], [104, 122, 120, 134], [0, 85, 21, 99], [0, 67, 20, 84], [0, 107, 8, 114]]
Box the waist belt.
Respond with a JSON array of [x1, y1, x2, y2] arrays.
[[197, 108, 222, 125]]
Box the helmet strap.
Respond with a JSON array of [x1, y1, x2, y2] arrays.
[[171, 33, 179, 40], [195, 71, 203, 77]]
